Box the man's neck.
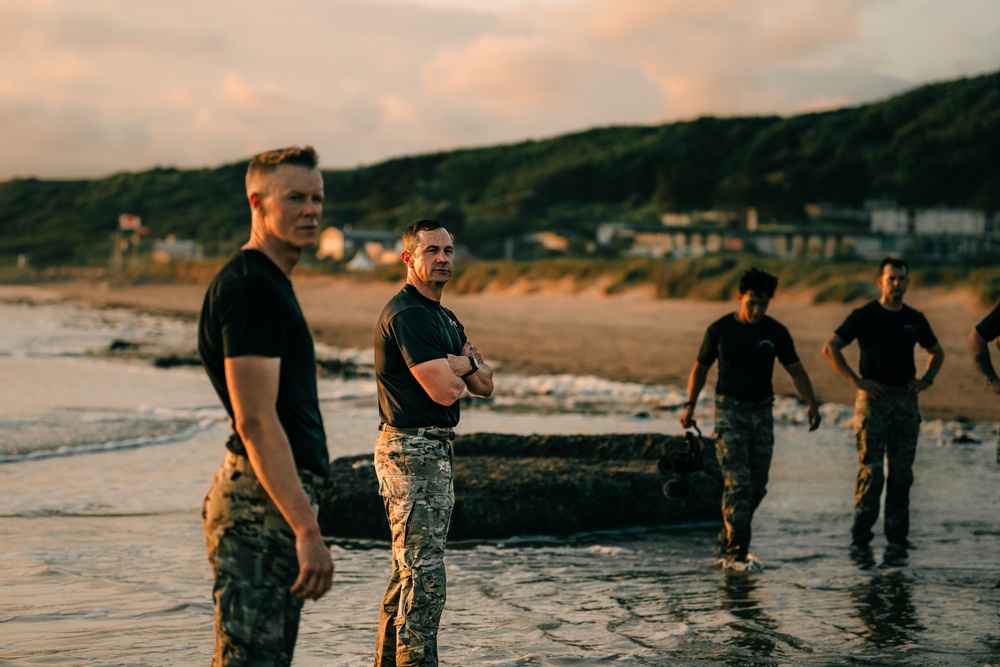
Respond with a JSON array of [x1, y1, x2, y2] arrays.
[[878, 296, 904, 311], [243, 238, 300, 277], [407, 276, 444, 302]]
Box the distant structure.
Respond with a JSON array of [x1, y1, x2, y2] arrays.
[[150, 235, 202, 263], [525, 231, 571, 253], [867, 202, 1000, 261], [601, 202, 1000, 263], [316, 226, 400, 267]]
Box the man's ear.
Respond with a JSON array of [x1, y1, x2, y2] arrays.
[[248, 191, 263, 214], [401, 250, 412, 268]]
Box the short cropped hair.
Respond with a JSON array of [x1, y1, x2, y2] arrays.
[[403, 219, 450, 254], [738, 267, 778, 298], [245, 145, 319, 192], [878, 256, 908, 277]]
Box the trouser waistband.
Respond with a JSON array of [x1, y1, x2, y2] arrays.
[[377, 423, 455, 441], [858, 384, 914, 396], [221, 450, 327, 488], [715, 394, 774, 410]]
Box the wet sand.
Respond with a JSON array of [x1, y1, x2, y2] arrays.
[[6, 275, 999, 422]]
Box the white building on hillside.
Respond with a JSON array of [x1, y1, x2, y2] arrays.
[[316, 226, 400, 263]]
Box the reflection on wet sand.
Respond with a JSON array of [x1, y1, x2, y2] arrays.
[[852, 566, 924, 649], [720, 572, 778, 665]]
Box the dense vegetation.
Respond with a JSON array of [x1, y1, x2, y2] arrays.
[[0, 70, 996, 266]]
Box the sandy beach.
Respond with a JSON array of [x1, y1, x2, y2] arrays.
[[7, 274, 999, 423]]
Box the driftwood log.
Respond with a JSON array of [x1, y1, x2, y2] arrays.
[[319, 432, 722, 540]]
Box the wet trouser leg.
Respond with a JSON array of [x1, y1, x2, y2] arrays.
[[884, 399, 919, 543], [714, 396, 774, 560], [374, 431, 455, 667], [852, 391, 920, 546]]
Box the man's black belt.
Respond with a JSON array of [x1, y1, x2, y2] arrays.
[[378, 423, 455, 441]]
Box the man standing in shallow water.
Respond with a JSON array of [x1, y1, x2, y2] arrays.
[[681, 268, 821, 569], [822, 257, 944, 553], [967, 301, 1000, 588], [373, 219, 494, 667], [198, 146, 333, 666], [967, 300, 1000, 466]]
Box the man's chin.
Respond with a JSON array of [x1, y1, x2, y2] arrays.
[[293, 233, 319, 249]]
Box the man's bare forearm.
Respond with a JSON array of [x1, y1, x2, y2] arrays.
[[969, 330, 998, 380], [787, 363, 819, 409], [685, 363, 708, 404], [975, 351, 997, 380], [237, 414, 321, 537], [923, 343, 945, 380], [822, 337, 854, 383], [680, 361, 709, 428], [464, 361, 494, 397]]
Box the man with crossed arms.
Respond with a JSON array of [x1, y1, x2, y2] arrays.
[[373, 218, 494, 667]]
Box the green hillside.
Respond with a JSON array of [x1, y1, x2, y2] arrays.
[[1, 70, 996, 265]]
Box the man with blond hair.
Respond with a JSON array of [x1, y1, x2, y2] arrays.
[[199, 145, 334, 665]]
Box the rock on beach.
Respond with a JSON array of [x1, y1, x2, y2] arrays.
[[320, 432, 723, 540]]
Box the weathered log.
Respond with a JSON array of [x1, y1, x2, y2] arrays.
[[319, 432, 722, 540]]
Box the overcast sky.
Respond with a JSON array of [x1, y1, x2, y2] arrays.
[[1, 0, 997, 180]]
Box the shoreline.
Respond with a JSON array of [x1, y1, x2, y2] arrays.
[[2, 276, 999, 423]]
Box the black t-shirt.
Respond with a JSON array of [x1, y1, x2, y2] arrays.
[[198, 250, 328, 477], [975, 302, 1000, 341], [834, 300, 938, 387], [375, 284, 467, 428], [697, 314, 799, 402]]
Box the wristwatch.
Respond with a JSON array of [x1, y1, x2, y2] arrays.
[[461, 356, 479, 378]]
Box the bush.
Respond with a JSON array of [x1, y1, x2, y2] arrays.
[[812, 280, 875, 304]]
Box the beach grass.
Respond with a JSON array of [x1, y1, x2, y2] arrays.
[[4, 254, 1000, 306]]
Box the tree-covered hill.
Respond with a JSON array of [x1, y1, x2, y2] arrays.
[[1, 70, 996, 264]]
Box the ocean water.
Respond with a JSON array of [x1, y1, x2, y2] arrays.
[[1, 293, 998, 666]]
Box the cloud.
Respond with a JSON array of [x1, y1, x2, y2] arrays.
[[412, 0, 898, 123], [0, 0, 996, 179], [220, 74, 288, 112], [516, 0, 885, 118], [423, 36, 587, 111]]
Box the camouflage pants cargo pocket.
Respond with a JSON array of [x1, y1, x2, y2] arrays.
[[374, 432, 455, 667], [202, 456, 313, 667]]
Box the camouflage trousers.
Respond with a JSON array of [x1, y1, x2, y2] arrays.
[[713, 395, 775, 560], [852, 389, 921, 546], [202, 450, 325, 667], [374, 427, 455, 667]]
